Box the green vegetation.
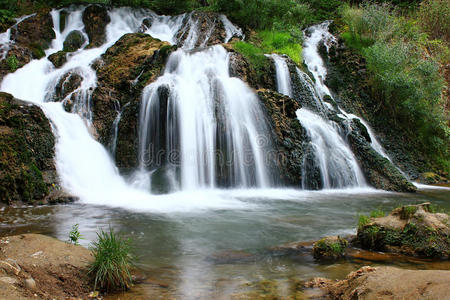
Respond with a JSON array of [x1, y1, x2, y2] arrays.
[[313, 236, 348, 259], [89, 227, 134, 292], [370, 208, 385, 218], [6, 54, 18, 72], [358, 214, 371, 230], [69, 224, 83, 245], [340, 1, 449, 172]]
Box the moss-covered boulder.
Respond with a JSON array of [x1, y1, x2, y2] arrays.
[[92, 33, 175, 170], [313, 236, 348, 260], [82, 5, 110, 48], [356, 203, 449, 258], [257, 89, 307, 186], [48, 50, 67, 68], [347, 118, 416, 192], [63, 30, 86, 52], [0, 92, 60, 205]]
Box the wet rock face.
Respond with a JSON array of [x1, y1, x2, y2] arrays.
[[257, 89, 307, 186], [11, 11, 55, 59], [82, 5, 111, 48], [92, 33, 175, 170], [0, 46, 33, 82], [0, 92, 59, 205], [63, 30, 86, 52], [227, 47, 276, 90], [176, 11, 226, 48], [347, 119, 416, 192], [356, 203, 449, 258]]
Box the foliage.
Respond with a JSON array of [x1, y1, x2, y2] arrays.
[[340, 2, 449, 169], [357, 214, 371, 229], [89, 227, 134, 292], [370, 208, 385, 218], [68, 223, 83, 245], [6, 54, 18, 72], [313, 237, 348, 259], [417, 0, 450, 42]]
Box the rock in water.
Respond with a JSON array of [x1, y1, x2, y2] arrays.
[[63, 30, 86, 52], [82, 5, 111, 48]]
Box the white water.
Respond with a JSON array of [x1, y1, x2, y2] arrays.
[[297, 109, 366, 188], [0, 6, 274, 210], [137, 46, 273, 191], [0, 14, 36, 60], [267, 54, 293, 97]]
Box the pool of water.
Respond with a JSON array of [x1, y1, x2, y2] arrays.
[[1, 186, 449, 298]]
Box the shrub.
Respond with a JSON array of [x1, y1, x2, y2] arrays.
[[89, 227, 134, 292], [417, 0, 450, 42], [6, 54, 18, 72], [69, 224, 83, 245]]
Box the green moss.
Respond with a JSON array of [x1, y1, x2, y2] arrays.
[[400, 205, 418, 219], [29, 43, 46, 59], [313, 236, 348, 259], [370, 208, 385, 218], [358, 214, 371, 230]]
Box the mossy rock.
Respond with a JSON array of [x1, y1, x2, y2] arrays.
[[313, 236, 348, 260], [356, 203, 449, 258], [48, 51, 67, 68], [63, 30, 86, 52], [0, 92, 59, 205]]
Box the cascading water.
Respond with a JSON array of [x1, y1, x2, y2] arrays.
[[0, 5, 270, 207], [136, 46, 273, 191], [269, 31, 367, 189]]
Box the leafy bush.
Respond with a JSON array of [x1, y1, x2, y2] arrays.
[[417, 0, 450, 42], [6, 54, 18, 72], [89, 227, 134, 292]]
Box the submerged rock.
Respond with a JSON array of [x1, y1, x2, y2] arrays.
[[257, 89, 307, 186], [0, 92, 58, 205], [356, 203, 449, 258]]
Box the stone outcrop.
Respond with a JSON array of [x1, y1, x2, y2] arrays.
[[356, 203, 449, 258], [92, 33, 175, 170], [348, 118, 417, 192], [63, 30, 86, 52], [257, 89, 307, 186], [82, 4, 111, 48], [0, 92, 61, 204], [304, 266, 450, 300], [313, 236, 348, 260]]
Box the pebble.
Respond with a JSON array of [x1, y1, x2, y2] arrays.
[[25, 277, 36, 290]]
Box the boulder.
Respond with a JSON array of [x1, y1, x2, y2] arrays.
[[257, 89, 307, 186], [92, 33, 175, 169], [0, 92, 59, 205], [0, 46, 33, 81], [63, 30, 86, 52], [82, 5, 111, 48], [347, 118, 416, 192], [48, 50, 67, 68], [356, 203, 449, 258], [10, 11, 55, 59], [313, 236, 348, 260]]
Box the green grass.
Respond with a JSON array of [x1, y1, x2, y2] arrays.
[[89, 227, 134, 292], [6, 54, 18, 72], [370, 208, 385, 218], [69, 224, 83, 245], [258, 30, 302, 64], [357, 214, 371, 230]]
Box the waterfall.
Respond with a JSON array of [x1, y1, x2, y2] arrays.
[[0, 14, 36, 60], [266, 54, 293, 97], [136, 46, 273, 191], [269, 29, 367, 189], [0, 6, 270, 206]]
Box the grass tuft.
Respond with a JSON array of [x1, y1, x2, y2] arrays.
[[89, 227, 134, 292]]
